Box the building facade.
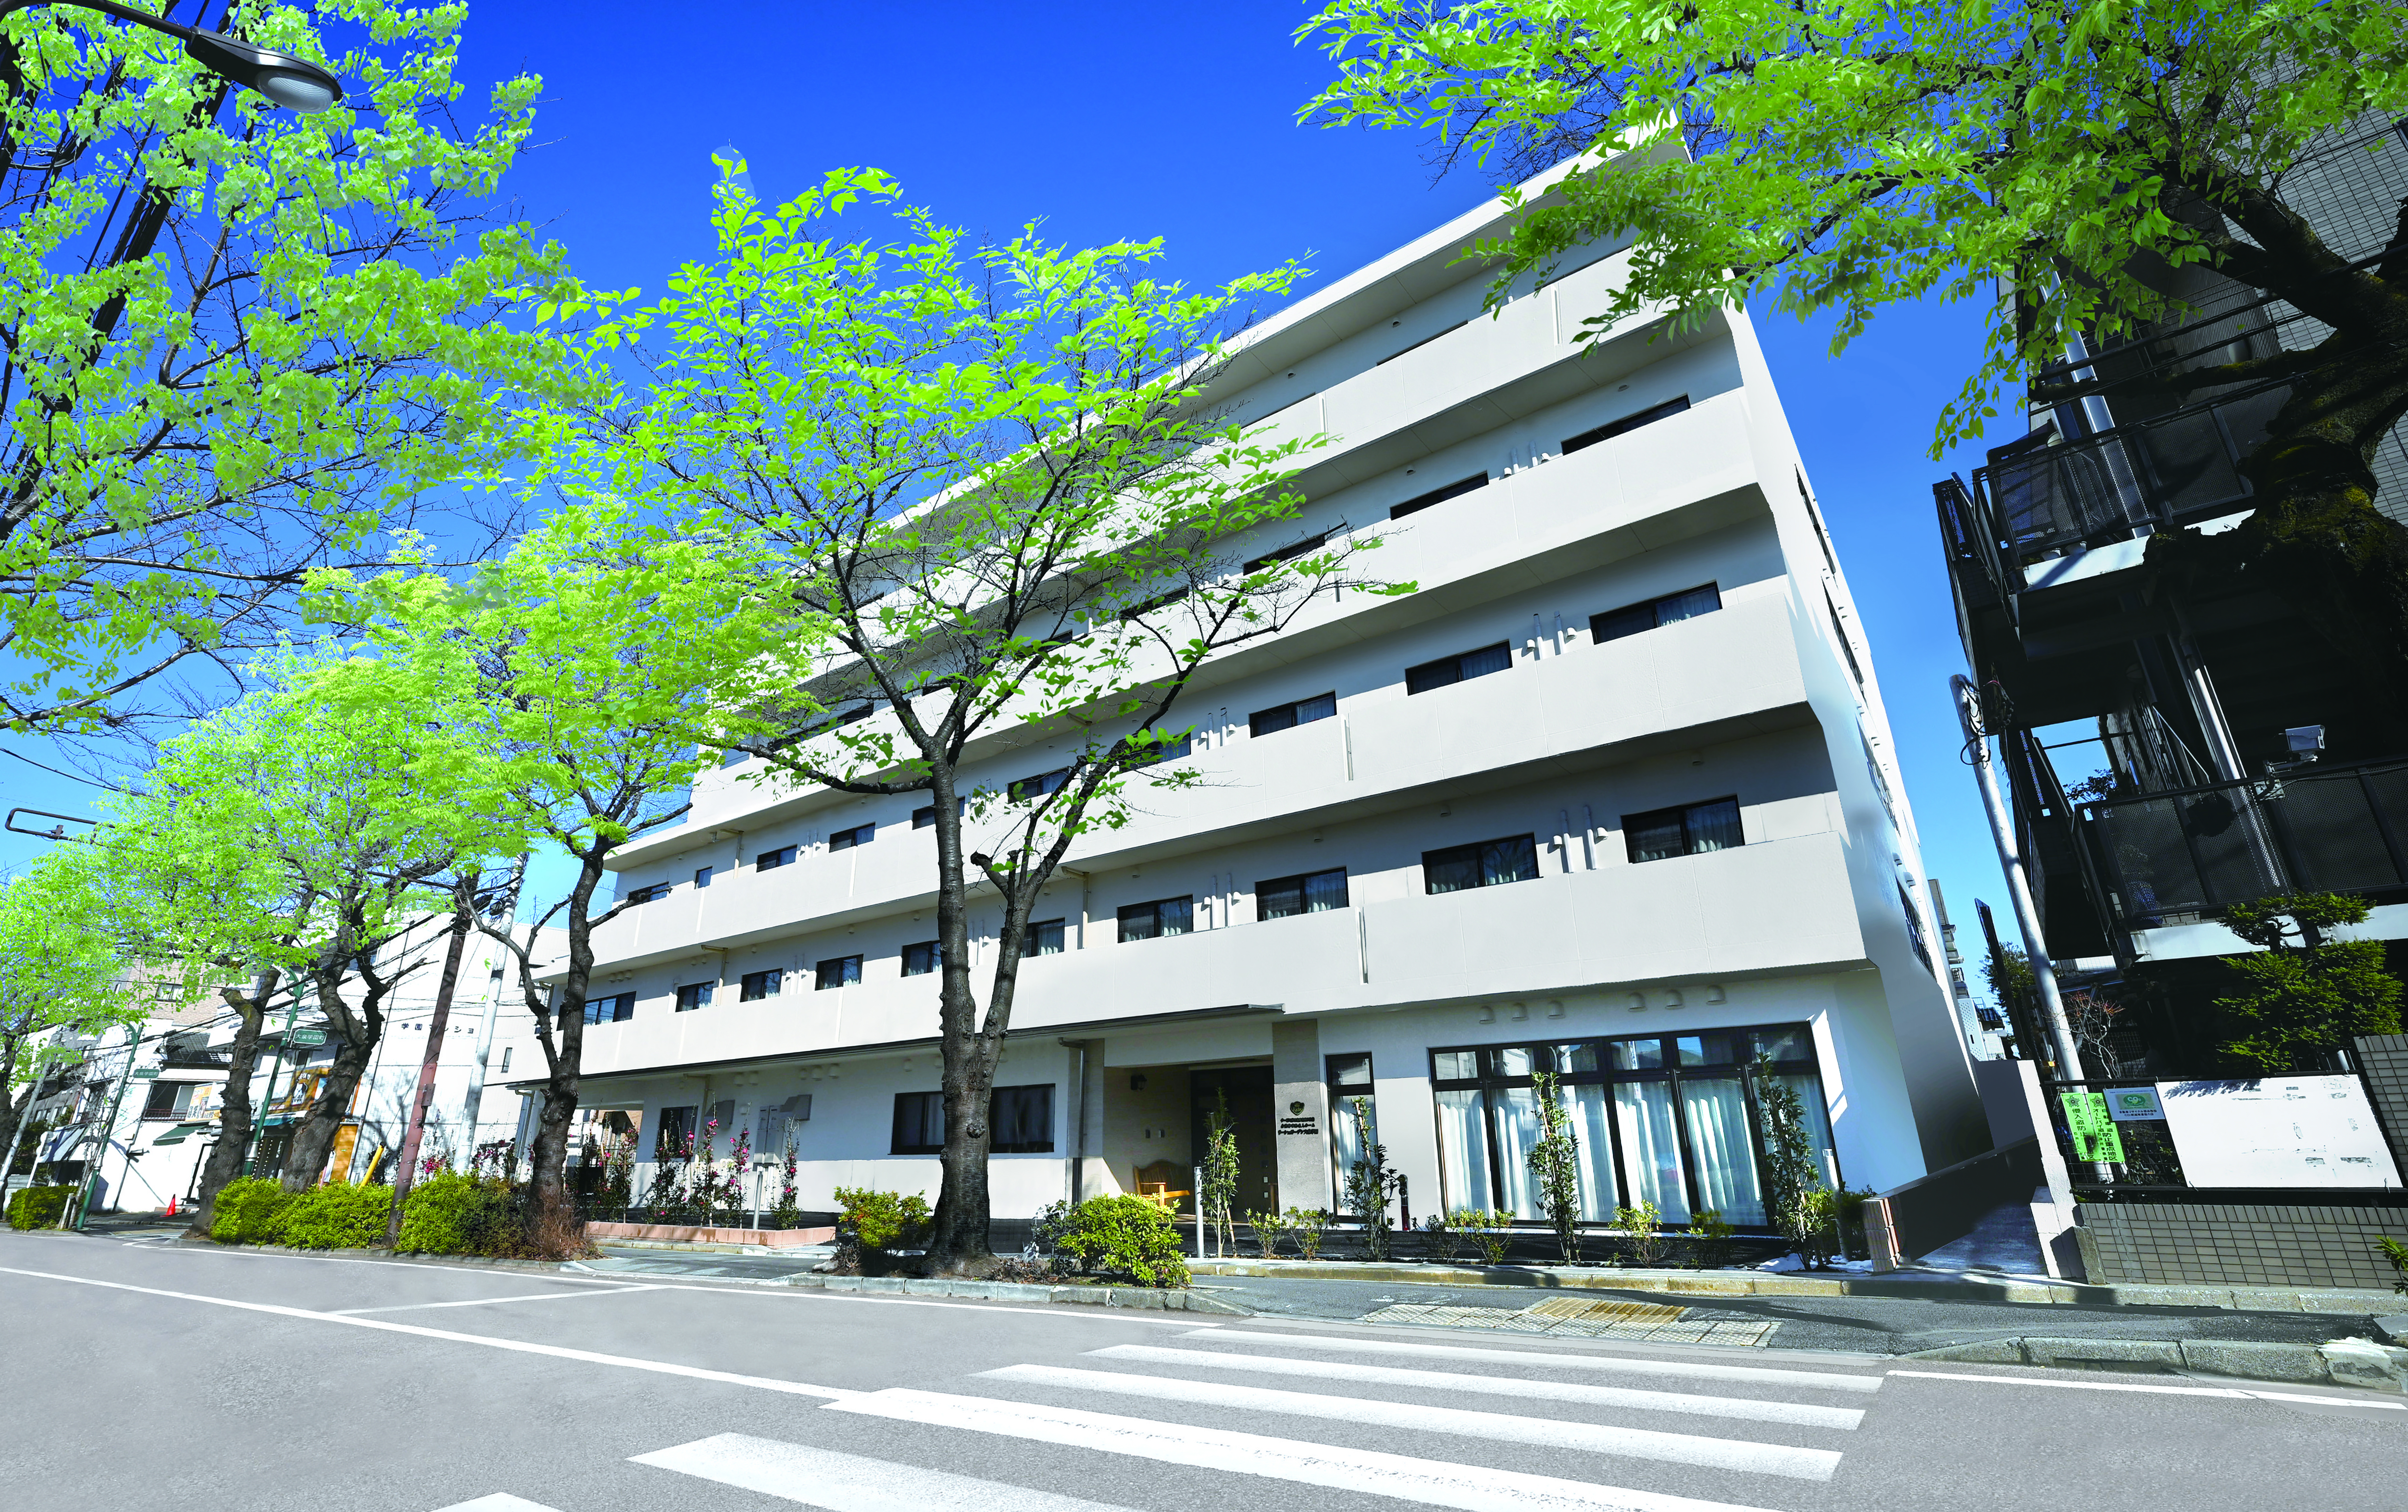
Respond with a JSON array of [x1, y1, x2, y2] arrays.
[[546, 160, 1985, 1237]]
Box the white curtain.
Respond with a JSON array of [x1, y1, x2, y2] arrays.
[[1775, 1073, 1839, 1187], [1613, 1082, 1691, 1223], [1435, 1089, 1493, 1213], [1331, 1094, 1378, 1204], [1562, 1083, 1617, 1221], [1493, 1087, 1543, 1219], [1682, 1077, 1765, 1225]]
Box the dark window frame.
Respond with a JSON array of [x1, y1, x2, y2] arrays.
[[583, 992, 635, 1026], [891, 1090, 945, 1154], [815, 955, 862, 990], [1024, 918, 1066, 956], [1561, 394, 1691, 455], [674, 981, 713, 1013], [912, 798, 966, 829], [828, 823, 874, 851], [1389, 472, 1488, 521], [1248, 692, 1337, 738], [1622, 797, 1744, 865], [1421, 835, 1541, 895], [739, 969, 784, 1002], [991, 1084, 1056, 1153], [755, 846, 797, 872], [1257, 867, 1349, 920], [1405, 641, 1513, 696], [693, 866, 713, 889], [1427, 1024, 1827, 1231], [1244, 529, 1332, 575], [1116, 896, 1194, 943], [1590, 584, 1722, 646], [624, 882, 672, 906], [1008, 768, 1069, 803], [901, 940, 943, 977]]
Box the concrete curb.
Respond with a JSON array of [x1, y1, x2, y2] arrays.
[[1185, 1259, 2402, 1313], [1904, 1334, 2408, 1391], [145, 1236, 1250, 1314]]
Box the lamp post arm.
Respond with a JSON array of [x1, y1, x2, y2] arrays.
[[0, 0, 343, 112]]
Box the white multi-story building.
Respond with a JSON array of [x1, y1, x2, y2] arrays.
[[544, 160, 1986, 1237]]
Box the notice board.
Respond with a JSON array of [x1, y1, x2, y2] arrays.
[[2157, 1076, 2403, 1188]]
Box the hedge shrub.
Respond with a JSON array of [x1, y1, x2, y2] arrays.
[[5, 1185, 70, 1230], [833, 1186, 931, 1250], [277, 1181, 394, 1250], [209, 1176, 295, 1244], [1052, 1194, 1190, 1288], [397, 1171, 530, 1257]]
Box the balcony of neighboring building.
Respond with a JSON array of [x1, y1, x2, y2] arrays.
[[573, 830, 1872, 1080]]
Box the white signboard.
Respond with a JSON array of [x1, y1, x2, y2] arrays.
[[2105, 1087, 2164, 1123], [2157, 1076, 2403, 1189]]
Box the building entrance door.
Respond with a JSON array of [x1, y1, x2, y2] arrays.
[[1189, 1065, 1278, 1216]]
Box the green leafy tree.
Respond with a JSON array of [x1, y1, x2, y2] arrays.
[[1197, 1089, 1240, 1258], [1343, 1097, 1402, 1260], [1753, 1055, 1835, 1267], [1526, 1068, 1582, 1264], [1298, 0, 2408, 729], [551, 162, 1405, 1274], [0, 847, 143, 1187], [0, 1, 590, 736], [2214, 892, 2404, 1071], [312, 502, 813, 1232]]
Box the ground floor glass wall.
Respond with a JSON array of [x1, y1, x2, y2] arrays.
[[1429, 1023, 1832, 1230]]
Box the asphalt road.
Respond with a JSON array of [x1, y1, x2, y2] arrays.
[[3, 1228, 2400, 1512]]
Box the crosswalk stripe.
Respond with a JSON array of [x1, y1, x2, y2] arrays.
[[429, 1497, 565, 1512], [1190, 1328, 1883, 1394], [977, 1364, 1840, 1482], [631, 1433, 1140, 1511], [1086, 1345, 1865, 1431], [824, 1387, 1785, 1512]]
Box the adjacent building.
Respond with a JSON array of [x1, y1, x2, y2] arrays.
[[540, 154, 1985, 1239]]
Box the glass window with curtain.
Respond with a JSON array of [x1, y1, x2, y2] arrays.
[[1622, 798, 1744, 863], [1327, 1053, 1377, 1203], [1428, 1023, 1828, 1232]]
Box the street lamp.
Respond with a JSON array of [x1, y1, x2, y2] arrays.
[[0, 0, 343, 113]]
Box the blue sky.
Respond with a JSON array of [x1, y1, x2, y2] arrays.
[[1, 0, 2024, 951]]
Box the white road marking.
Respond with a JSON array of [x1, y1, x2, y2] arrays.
[[825, 1388, 1782, 1512], [0, 1266, 858, 1400], [429, 1496, 567, 1512], [1888, 1369, 2408, 1409], [337, 1286, 666, 1315], [88, 1241, 641, 1285], [982, 1363, 1840, 1480], [1087, 1344, 1864, 1430], [632, 1432, 1140, 1511], [1190, 1328, 1884, 1393]]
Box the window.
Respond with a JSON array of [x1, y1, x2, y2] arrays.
[[815, 955, 861, 990], [1590, 584, 1721, 645], [1244, 529, 1331, 574], [1327, 1054, 1376, 1201], [693, 866, 713, 889], [1377, 318, 1466, 365], [892, 1090, 946, 1154], [828, 823, 873, 851], [1024, 918, 1066, 956], [740, 969, 784, 1002], [1405, 642, 1512, 695], [583, 992, 634, 1025], [499, 1047, 511, 1075], [1623, 799, 1744, 864], [1429, 1025, 1829, 1229], [1900, 882, 1933, 972], [1389, 472, 1487, 521], [1125, 730, 1193, 768], [1249, 692, 1335, 737], [624, 882, 671, 906], [756, 846, 797, 872], [141, 1081, 190, 1119], [1798, 468, 1836, 575], [654, 1104, 697, 1161], [1117, 897, 1192, 943], [1561, 395, 1690, 455], [1258, 868, 1348, 920], [1118, 585, 1190, 621], [1825, 591, 1864, 685], [913, 798, 966, 829], [674, 981, 713, 1013], [992, 1085, 1055, 1152], [1422, 836, 1539, 894], [901, 940, 943, 977], [1008, 768, 1068, 803]]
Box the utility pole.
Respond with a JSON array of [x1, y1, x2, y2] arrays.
[[458, 860, 530, 1156], [385, 887, 477, 1247]]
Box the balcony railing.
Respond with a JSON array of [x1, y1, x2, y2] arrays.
[[1949, 384, 2292, 574], [2078, 757, 2408, 928]]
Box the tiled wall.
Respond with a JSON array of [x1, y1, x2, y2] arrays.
[[2355, 1033, 2408, 1179], [2078, 1201, 2408, 1289]]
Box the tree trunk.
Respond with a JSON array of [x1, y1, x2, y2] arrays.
[[183, 972, 273, 1238], [385, 902, 474, 1245], [281, 944, 394, 1192], [527, 860, 602, 1229]]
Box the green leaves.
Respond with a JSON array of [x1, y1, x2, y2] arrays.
[[1296, 0, 2408, 455]]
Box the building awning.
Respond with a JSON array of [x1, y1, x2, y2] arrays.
[[149, 1122, 215, 1146]]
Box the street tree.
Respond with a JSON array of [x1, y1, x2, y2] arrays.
[[313, 502, 812, 1234], [1296, 0, 2408, 725], [0, 846, 141, 1187], [563, 163, 1405, 1273], [0, 0, 588, 736], [97, 654, 505, 1215]]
